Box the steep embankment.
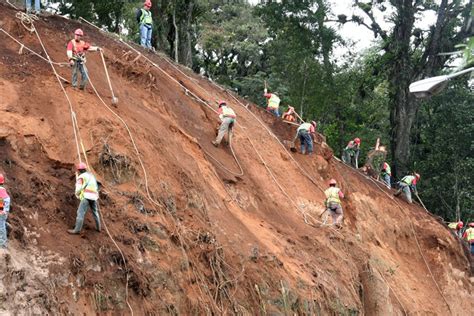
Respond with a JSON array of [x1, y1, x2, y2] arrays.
[[0, 4, 472, 314]]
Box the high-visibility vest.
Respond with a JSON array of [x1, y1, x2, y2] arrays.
[[0, 187, 9, 211], [70, 40, 88, 57], [221, 106, 236, 118], [267, 94, 280, 109], [382, 162, 391, 176], [325, 187, 341, 204], [77, 172, 99, 201], [140, 9, 153, 25], [297, 123, 312, 133], [465, 228, 474, 243], [448, 222, 458, 229], [401, 175, 415, 185]]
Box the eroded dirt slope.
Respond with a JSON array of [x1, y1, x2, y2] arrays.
[[0, 4, 472, 315]]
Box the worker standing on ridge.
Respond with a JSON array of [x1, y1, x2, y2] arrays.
[[294, 121, 317, 155], [324, 179, 345, 228], [136, 0, 154, 49], [26, 0, 41, 14], [263, 88, 281, 117], [0, 174, 11, 249], [394, 173, 420, 204], [342, 138, 361, 168], [282, 106, 296, 122], [380, 161, 391, 188], [462, 223, 474, 254], [68, 163, 101, 235], [448, 221, 463, 238], [67, 29, 101, 91], [212, 101, 236, 147]]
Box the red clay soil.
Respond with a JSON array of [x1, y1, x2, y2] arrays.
[[0, 4, 472, 315]]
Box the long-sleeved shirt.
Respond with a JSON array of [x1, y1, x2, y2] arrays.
[[0, 186, 10, 213]]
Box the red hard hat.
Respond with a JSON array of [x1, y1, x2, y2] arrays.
[[311, 120, 317, 127], [0, 174, 4, 184], [354, 138, 361, 144], [329, 179, 337, 185], [144, 0, 152, 8], [74, 29, 84, 36], [76, 162, 87, 171], [415, 173, 421, 179], [458, 221, 464, 228], [218, 100, 227, 107]]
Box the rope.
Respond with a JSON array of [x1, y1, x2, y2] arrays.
[[5, 0, 18, 9], [15, 11, 38, 32]]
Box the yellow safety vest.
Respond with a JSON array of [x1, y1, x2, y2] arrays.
[[465, 228, 474, 243], [448, 222, 458, 229], [325, 187, 341, 204], [267, 94, 280, 109], [77, 172, 99, 201], [140, 9, 153, 25], [402, 175, 415, 185], [222, 106, 236, 118]]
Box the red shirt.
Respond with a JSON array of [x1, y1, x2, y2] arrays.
[[67, 40, 91, 57]]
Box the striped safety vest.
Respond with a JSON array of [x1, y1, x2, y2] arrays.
[[77, 172, 99, 201]]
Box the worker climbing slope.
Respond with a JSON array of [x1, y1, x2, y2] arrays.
[[394, 172, 420, 204], [282, 106, 296, 122], [381, 161, 391, 188], [294, 121, 317, 155], [462, 223, 474, 254], [342, 138, 361, 168], [68, 163, 101, 235], [136, 0, 153, 49], [0, 174, 11, 249], [66, 29, 101, 90], [212, 101, 236, 147], [263, 87, 281, 117], [324, 179, 345, 228]]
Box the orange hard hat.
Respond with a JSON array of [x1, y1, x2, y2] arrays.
[[0, 174, 4, 184], [354, 137, 361, 144], [74, 28, 84, 36], [76, 162, 87, 171], [329, 179, 337, 185]]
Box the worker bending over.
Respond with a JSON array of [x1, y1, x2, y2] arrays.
[[324, 179, 345, 228], [394, 173, 420, 204], [294, 121, 316, 155], [68, 163, 101, 235], [212, 101, 236, 147], [263, 88, 281, 117], [448, 221, 463, 238], [343, 138, 361, 168], [67, 29, 101, 90], [0, 174, 11, 249], [282, 106, 296, 122]]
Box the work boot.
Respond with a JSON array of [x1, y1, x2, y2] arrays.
[[67, 229, 80, 235], [212, 141, 219, 147], [79, 86, 85, 91]]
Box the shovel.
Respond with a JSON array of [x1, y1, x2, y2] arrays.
[[100, 50, 119, 105]]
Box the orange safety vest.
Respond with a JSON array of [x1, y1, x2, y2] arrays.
[[70, 40, 89, 58]]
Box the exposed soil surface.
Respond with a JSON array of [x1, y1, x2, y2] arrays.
[[0, 4, 472, 314]]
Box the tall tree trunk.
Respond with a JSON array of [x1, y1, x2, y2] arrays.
[[173, 5, 179, 62], [178, 0, 194, 67]]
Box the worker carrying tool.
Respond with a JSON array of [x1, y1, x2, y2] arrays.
[[462, 223, 474, 254], [448, 221, 463, 238], [66, 29, 101, 90], [394, 173, 420, 204], [293, 121, 316, 155], [0, 174, 11, 249], [282, 106, 296, 122], [381, 161, 391, 188], [263, 88, 281, 117], [342, 138, 361, 168], [212, 101, 236, 147], [324, 179, 345, 228], [136, 0, 153, 49], [68, 163, 101, 235]]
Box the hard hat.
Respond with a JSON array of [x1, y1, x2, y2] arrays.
[[311, 120, 317, 127], [0, 174, 4, 184], [144, 0, 152, 8], [76, 162, 87, 171], [469, 222, 474, 227], [74, 29, 84, 36], [458, 221, 464, 228], [218, 100, 226, 107], [329, 179, 337, 185], [415, 173, 421, 179], [354, 137, 361, 144]]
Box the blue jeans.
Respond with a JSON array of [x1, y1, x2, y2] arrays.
[[382, 174, 391, 188], [0, 213, 8, 248], [267, 107, 280, 117], [26, 0, 40, 12], [72, 61, 88, 89], [471, 243, 474, 255], [298, 130, 313, 154], [395, 183, 412, 203], [73, 199, 100, 233], [140, 24, 153, 48]]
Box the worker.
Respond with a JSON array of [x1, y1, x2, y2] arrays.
[[394, 173, 420, 204], [68, 163, 101, 235], [263, 88, 280, 117], [448, 221, 463, 238], [343, 138, 361, 168], [0, 174, 11, 249], [136, 0, 153, 49], [26, 0, 40, 14], [282, 106, 296, 122], [294, 121, 317, 155], [324, 179, 345, 228], [67, 29, 101, 90], [380, 161, 391, 188], [212, 101, 236, 147], [462, 223, 474, 254]]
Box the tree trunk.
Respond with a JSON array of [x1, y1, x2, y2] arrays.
[[178, 0, 194, 67], [173, 5, 179, 62]]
